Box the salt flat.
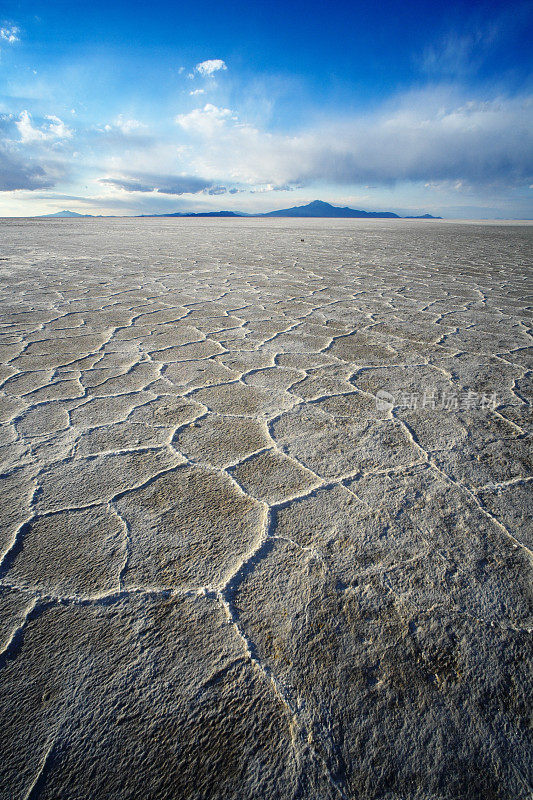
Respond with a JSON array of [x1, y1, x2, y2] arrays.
[[0, 218, 531, 799]]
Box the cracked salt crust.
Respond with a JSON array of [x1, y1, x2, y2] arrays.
[[0, 218, 531, 800]]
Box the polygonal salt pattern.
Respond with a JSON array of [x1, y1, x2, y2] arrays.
[[0, 218, 531, 800]]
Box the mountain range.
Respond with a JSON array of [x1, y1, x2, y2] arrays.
[[40, 201, 441, 219]]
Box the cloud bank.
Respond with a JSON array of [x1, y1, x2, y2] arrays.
[[1, 83, 531, 215], [174, 90, 533, 189]]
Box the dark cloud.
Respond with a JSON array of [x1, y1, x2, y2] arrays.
[[0, 146, 58, 190], [99, 173, 217, 195], [0, 113, 69, 191]]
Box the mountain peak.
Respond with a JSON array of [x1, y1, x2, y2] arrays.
[[262, 200, 402, 218]]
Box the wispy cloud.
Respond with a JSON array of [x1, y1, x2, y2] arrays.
[[420, 29, 498, 77], [104, 115, 146, 134], [418, 5, 532, 79]]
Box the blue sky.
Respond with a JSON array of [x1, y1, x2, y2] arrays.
[[1, 0, 532, 217]]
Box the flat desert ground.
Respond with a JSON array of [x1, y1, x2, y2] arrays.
[[0, 218, 531, 800]]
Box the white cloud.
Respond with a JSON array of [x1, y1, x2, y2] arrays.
[[176, 104, 234, 136], [0, 25, 19, 43], [189, 89, 205, 96], [194, 59, 227, 77], [16, 111, 72, 143], [46, 115, 72, 139]]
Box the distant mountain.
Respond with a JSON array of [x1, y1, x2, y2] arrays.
[[140, 210, 245, 218], [164, 201, 440, 219], [261, 200, 441, 218], [36, 201, 441, 220], [261, 200, 403, 218], [403, 213, 440, 219], [39, 210, 94, 218]]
